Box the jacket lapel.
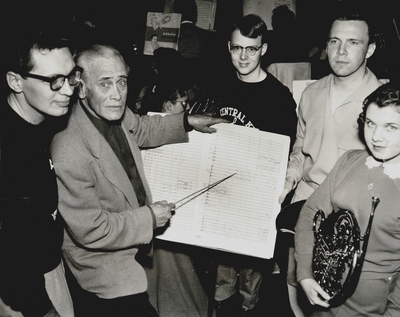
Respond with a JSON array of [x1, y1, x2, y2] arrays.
[[73, 102, 139, 208]]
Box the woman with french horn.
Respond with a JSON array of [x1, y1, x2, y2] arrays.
[[295, 82, 400, 316]]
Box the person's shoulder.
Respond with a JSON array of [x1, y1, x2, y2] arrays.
[[51, 104, 85, 154], [308, 74, 332, 89], [264, 72, 293, 95], [265, 71, 282, 84], [123, 107, 141, 124], [299, 74, 333, 100], [364, 68, 385, 88], [339, 149, 368, 166]]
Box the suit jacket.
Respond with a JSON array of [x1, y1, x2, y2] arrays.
[[50, 101, 188, 298]]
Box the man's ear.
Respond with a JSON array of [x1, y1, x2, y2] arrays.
[[6, 71, 23, 93], [261, 43, 268, 56], [77, 80, 86, 99], [227, 41, 231, 53], [365, 42, 376, 59], [166, 100, 173, 112]]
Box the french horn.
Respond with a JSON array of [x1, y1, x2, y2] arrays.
[[312, 197, 380, 306]]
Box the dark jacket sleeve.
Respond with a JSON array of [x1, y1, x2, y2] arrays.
[[0, 268, 51, 317]]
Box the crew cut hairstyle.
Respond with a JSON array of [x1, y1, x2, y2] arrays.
[[4, 27, 72, 76], [74, 44, 130, 82], [329, 8, 375, 45], [232, 14, 268, 44]]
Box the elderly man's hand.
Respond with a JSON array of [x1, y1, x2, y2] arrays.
[[188, 115, 230, 134], [150, 200, 175, 228]]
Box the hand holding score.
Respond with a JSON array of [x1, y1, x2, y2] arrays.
[[187, 114, 229, 134]]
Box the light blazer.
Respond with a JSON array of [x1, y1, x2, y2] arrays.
[[50, 101, 188, 298]]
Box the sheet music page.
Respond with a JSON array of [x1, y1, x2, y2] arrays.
[[142, 123, 290, 259]]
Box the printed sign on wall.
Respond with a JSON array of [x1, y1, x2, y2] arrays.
[[143, 12, 181, 55]]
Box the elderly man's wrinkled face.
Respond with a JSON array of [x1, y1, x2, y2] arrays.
[[83, 55, 128, 121]]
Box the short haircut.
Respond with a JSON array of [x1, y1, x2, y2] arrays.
[[232, 14, 268, 44], [4, 26, 72, 76], [74, 44, 130, 82], [329, 9, 375, 44]]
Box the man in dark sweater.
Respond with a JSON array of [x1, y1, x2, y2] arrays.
[[209, 14, 298, 317], [0, 23, 78, 317]]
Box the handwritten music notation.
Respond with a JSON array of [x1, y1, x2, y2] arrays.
[[141, 123, 290, 259]]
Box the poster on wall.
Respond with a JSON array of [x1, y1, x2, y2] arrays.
[[143, 12, 181, 55], [243, 0, 296, 30]]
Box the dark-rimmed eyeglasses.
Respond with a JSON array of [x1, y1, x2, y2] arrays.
[[229, 44, 263, 56], [24, 66, 83, 91]]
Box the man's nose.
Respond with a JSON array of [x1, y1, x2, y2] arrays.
[[240, 48, 248, 59], [337, 43, 347, 56], [59, 80, 74, 96], [110, 84, 122, 100]]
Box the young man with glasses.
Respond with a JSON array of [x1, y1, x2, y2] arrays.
[[207, 14, 298, 317], [0, 24, 78, 317]]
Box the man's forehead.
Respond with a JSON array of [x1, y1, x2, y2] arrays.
[[87, 56, 127, 79], [330, 20, 369, 38], [30, 47, 74, 74], [230, 29, 262, 45]]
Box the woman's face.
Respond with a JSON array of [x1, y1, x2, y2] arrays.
[[364, 102, 400, 164]]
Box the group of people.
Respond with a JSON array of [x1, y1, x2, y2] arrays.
[[0, 15, 225, 317], [1, 2, 400, 317]]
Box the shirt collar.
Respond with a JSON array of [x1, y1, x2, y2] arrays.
[[80, 100, 121, 141], [365, 155, 400, 179]]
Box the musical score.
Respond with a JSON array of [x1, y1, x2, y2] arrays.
[[141, 122, 290, 259]]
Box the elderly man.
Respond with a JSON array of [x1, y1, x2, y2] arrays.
[[50, 44, 227, 317], [0, 24, 77, 317]]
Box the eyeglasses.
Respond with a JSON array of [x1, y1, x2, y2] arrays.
[[229, 44, 263, 56], [175, 99, 189, 110], [24, 66, 83, 91]]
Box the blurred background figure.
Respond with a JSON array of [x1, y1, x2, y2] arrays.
[[264, 5, 309, 67], [138, 83, 190, 115], [134, 47, 187, 113], [173, 0, 218, 99]]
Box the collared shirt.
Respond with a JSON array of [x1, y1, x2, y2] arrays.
[[81, 102, 146, 206], [286, 68, 382, 201]]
